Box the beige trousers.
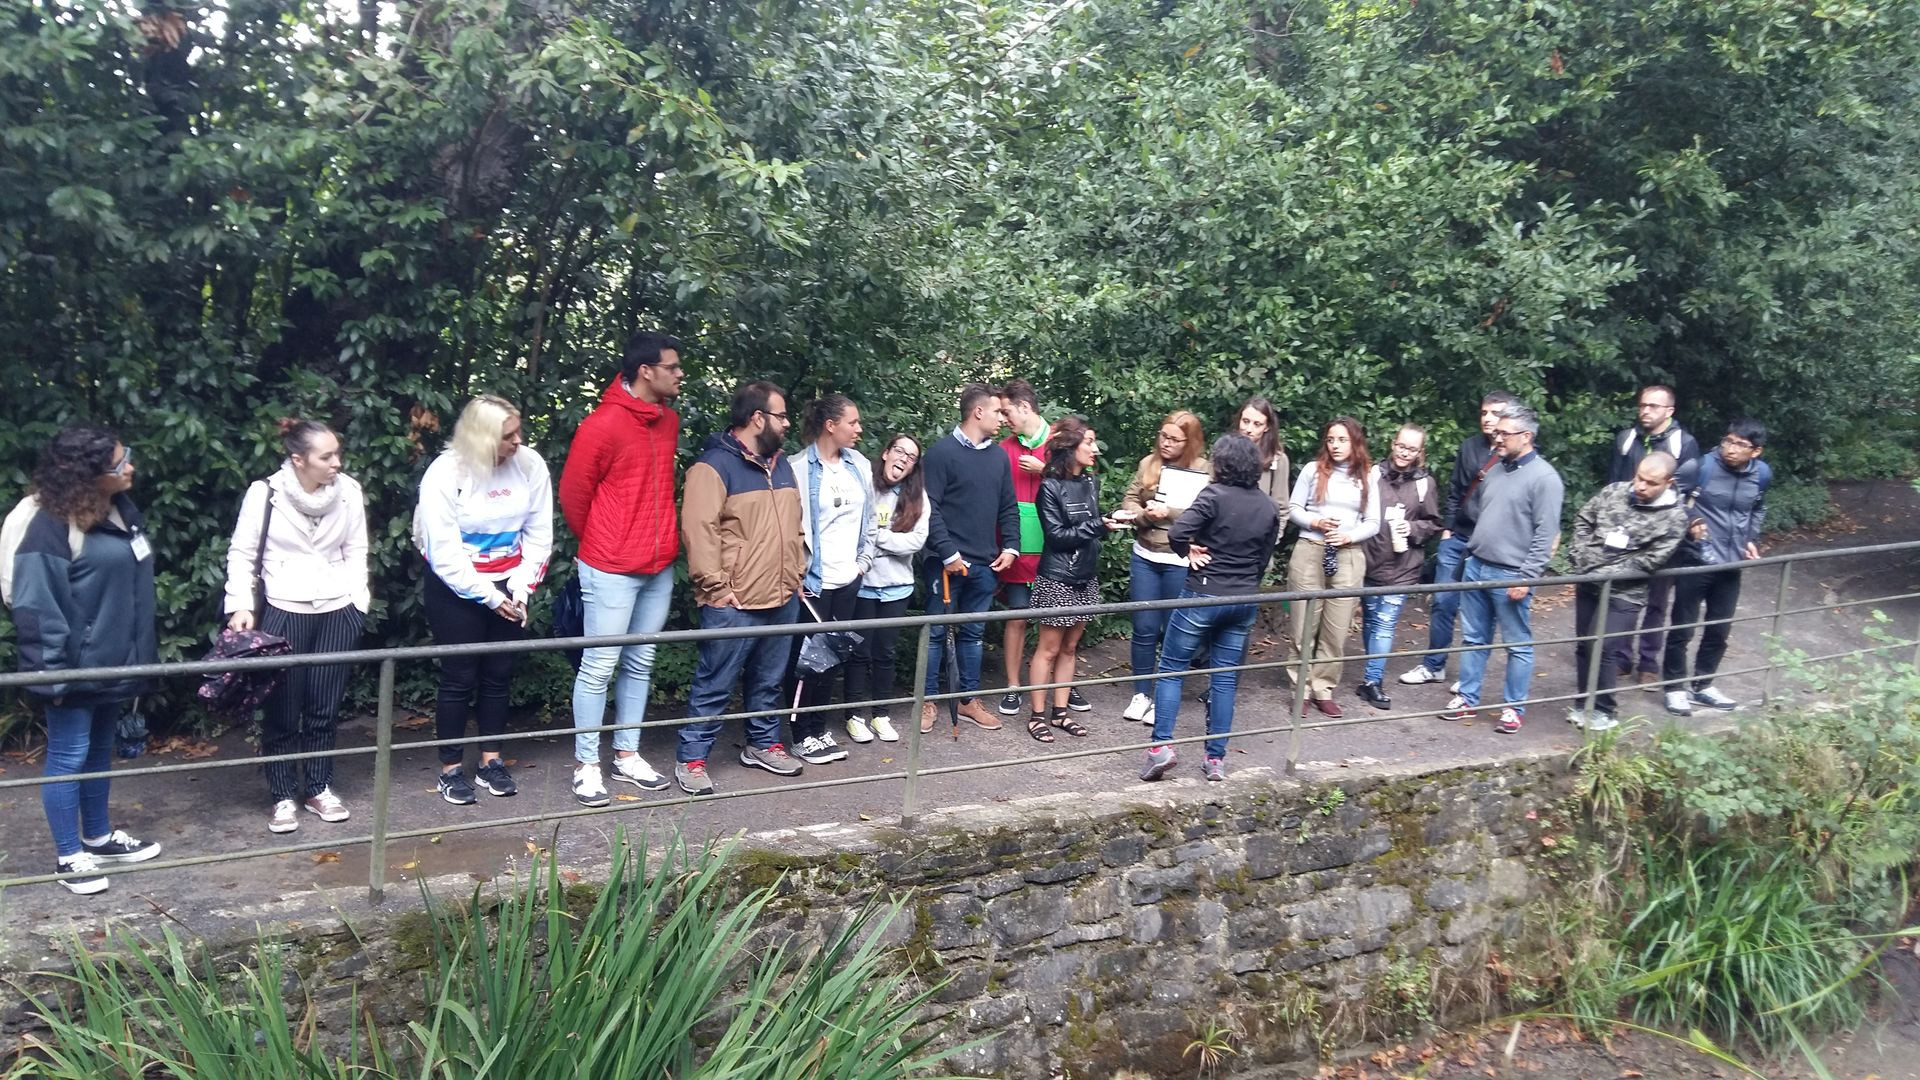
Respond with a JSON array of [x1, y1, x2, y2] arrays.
[[1285, 539, 1365, 697]]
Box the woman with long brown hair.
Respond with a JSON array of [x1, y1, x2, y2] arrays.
[[1117, 410, 1207, 726], [1285, 416, 1382, 716], [1026, 416, 1121, 740], [843, 432, 929, 745]]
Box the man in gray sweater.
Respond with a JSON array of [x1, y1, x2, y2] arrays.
[[1439, 402, 1564, 734]]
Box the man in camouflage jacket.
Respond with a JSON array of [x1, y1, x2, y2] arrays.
[[1564, 452, 1689, 729]]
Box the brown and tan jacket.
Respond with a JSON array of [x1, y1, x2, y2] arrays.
[[681, 432, 805, 610]]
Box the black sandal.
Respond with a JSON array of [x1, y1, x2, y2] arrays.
[[1026, 713, 1055, 743], [1050, 707, 1090, 738]]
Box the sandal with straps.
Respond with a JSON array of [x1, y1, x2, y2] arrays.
[[1026, 713, 1055, 743], [1050, 707, 1090, 738]]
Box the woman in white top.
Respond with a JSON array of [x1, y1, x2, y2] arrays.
[[787, 393, 877, 765], [844, 432, 928, 745], [1285, 416, 1383, 715], [224, 419, 369, 835], [415, 395, 553, 807]]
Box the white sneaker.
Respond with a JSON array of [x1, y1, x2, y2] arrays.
[[1123, 693, 1153, 722], [871, 715, 900, 743], [269, 799, 299, 834], [1584, 712, 1619, 732], [55, 851, 108, 895], [1690, 686, 1738, 711], [303, 788, 349, 823], [795, 735, 838, 765], [610, 754, 670, 792], [1665, 690, 1693, 716], [846, 716, 874, 743], [1397, 666, 1446, 685], [1565, 708, 1588, 728], [817, 731, 849, 761], [1448, 680, 1462, 694], [572, 763, 610, 807]]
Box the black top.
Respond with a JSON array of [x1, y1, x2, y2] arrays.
[[1167, 484, 1280, 595], [9, 493, 158, 704], [1036, 473, 1105, 585], [922, 431, 1020, 566], [1442, 433, 1496, 536]]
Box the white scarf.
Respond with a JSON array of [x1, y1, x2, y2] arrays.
[[269, 460, 343, 520]]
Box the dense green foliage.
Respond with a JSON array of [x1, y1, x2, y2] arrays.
[[2, 0, 1915, 721], [8, 832, 962, 1078]]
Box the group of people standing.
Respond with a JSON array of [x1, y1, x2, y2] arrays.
[[5, 327, 1773, 892]]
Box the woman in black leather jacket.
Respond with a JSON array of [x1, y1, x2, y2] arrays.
[[1026, 417, 1124, 740]]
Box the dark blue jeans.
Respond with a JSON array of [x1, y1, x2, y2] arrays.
[[923, 560, 998, 698], [1129, 551, 1190, 694], [1151, 594, 1257, 759], [678, 597, 800, 763], [42, 700, 121, 858], [1420, 533, 1471, 674]]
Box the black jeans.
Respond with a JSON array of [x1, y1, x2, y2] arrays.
[[258, 604, 364, 800], [790, 581, 861, 740], [1572, 583, 1638, 715], [422, 574, 524, 765], [846, 594, 909, 719], [1662, 568, 1744, 689]]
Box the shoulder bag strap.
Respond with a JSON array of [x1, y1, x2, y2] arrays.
[[253, 482, 275, 618]]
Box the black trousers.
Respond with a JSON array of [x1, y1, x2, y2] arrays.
[[258, 604, 363, 801], [1662, 568, 1744, 689], [846, 594, 909, 719], [1572, 583, 1638, 715], [790, 582, 861, 740], [423, 574, 524, 765]]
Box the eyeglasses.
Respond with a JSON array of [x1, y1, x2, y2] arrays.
[[105, 449, 133, 476], [1158, 433, 1187, 443], [1721, 435, 1756, 450], [759, 409, 789, 421], [1491, 428, 1529, 440], [652, 363, 684, 374], [1391, 442, 1423, 454], [887, 446, 919, 463]]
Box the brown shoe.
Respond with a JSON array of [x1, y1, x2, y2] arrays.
[[920, 701, 938, 733], [1637, 671, 1661, 694], [957, 698, 1002, 730], [1311, 696, 1343, 718]]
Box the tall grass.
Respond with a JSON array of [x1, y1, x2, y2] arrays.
[[6, 831, 967, 1079]]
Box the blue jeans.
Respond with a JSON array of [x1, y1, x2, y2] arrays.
[[1129, 552, 1190, 693], [678, 597, 799, 763], [571, 563, 676, 764], [1420, 533, 1470, 673], [1151, 594, 1256, 759], [923, 560, 999, 698], [1360, 592, 1409, 685], [42, 701, 121, 858], [1453, 557, 1535, 711]]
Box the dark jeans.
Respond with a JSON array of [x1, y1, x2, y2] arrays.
[[679, 597, 800, 763], [790, 582, 860, 740], [259, 604, 363, 799], [1129, 552, 1190, 693], [1419, 533, 1471, 673], [1150, 593, 1257, 759], [42, 700, 122, 858], [1628, 575, 1674, 674], [423, 574, 524, 766], [1663, 568, 1744, 689], [923, 560, 998, 698], [846, 594, 910, 718], [1573, 583, 1639, 715]]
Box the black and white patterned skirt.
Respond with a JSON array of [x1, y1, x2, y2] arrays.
[[1032, 576, 1099, 627]]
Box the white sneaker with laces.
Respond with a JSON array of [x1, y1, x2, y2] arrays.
[[846, 716, 874, 743], [795, 735, 837, 765], [1665, 690, 1694, 715], [1584, 712, 1619, 732], [1690, 686, 1738, 711], [1397, 666, 1445, 685], [269, 799, 299, 834], [817, 732, 849, 761], [1448, 680, 1462, 694], [611, 754, 670, 791], [1566, 708, 1588, 728], [1122, 693, 1153, 722], [572, 763, 610, 807], [303, 788, 350, 823], [55, 851, 108, 896], [871, 715, 900, 743]]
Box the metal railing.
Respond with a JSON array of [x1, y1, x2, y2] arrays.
[[1, 539, 1916, 898]]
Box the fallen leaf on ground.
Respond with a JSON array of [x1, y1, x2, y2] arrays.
[[614, 794, 642, 802], [313, 852, 340, 864], [560, 870, 582, 884], [397, 860, 419, 871]]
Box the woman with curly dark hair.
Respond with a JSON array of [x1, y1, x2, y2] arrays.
[[1026, 416, 1123, 741], [8, 425, 162, 894]]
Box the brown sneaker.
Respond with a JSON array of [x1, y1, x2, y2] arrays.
[[957, 698, 1002, 730], [920, 701, 938, 733], [1637, 671, 1661, 694]]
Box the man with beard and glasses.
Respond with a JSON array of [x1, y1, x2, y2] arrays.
[[1606, 384, 1702, 692], [674, 381, 806, 795]]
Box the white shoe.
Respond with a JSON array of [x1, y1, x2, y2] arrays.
[[1690, 686, 1738, 711], [795, 735, 839, 765], [55, 851, 108, 895], [1397, 666, 1446, 685], [1448, 680, 1462, 694], [303, 788, 350, 823], [1565, 708, 1587, 728], [572, 763, 610, 807], [269, 799, 299, 834], [1123, 693, 1153, 722], [871, 715, 900, 743], [817, 731, 849, 761], [1584, 712, 1619, 732], [846, 716, 875, 743], [1665, 690, 1693, 716], [610, 754, 670, 791]]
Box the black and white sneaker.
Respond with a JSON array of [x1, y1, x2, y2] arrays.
[[475, 760, 518, 797], [82, 829, 161, 864], [998, 692, 1023, 716], [55, 851, 109, 895], [1066, 688, 1093, 713], [438, 768, 477, 805], [1690, 686, 1739, 711]]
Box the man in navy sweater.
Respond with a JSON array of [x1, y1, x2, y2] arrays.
[[920, 383, 1021, 733]]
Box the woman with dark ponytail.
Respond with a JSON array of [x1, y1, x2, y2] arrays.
[[9, 425, 161, 894], [786, 393, 875, 764], [223, 419, 370, 835]]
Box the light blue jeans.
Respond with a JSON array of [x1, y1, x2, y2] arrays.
[[42, 701, 120, 858], [1419, 533, 1470, 674], [1453, 557, 1535, 711], [571, 563, 676, 764], [1151, 595, 1257, 760], [1360, 592, 1409, 685]]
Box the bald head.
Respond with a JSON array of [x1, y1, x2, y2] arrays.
[[1632, 451, 1677, 502]]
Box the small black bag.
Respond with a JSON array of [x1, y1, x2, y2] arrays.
[[550, 572, 586, 670]]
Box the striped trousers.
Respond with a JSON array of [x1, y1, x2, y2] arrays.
[[258, 604, 364, 801]]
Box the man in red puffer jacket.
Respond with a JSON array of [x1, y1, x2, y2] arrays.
[[558, 331, 684, 807]]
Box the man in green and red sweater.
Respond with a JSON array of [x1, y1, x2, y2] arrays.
[[994, 379, 1046, 715]]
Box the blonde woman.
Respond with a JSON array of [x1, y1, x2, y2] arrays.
[[1117, 410, 1208, 725], [414, 396, 553, 806]]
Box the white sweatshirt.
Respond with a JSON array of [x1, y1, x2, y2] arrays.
[[414, 447, 553, 608], [223, 474, 371, 615]]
